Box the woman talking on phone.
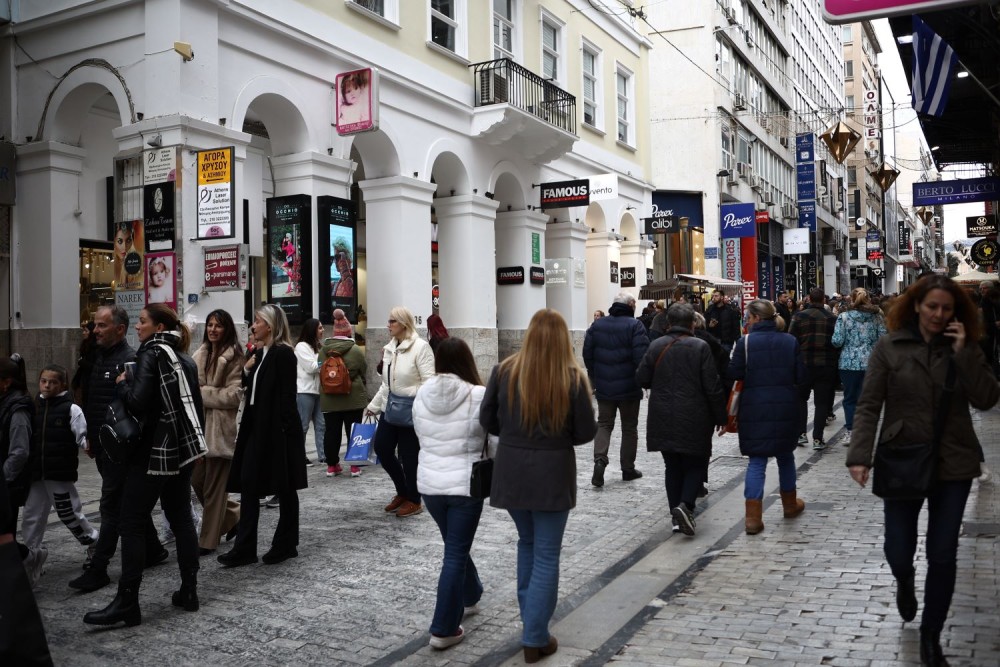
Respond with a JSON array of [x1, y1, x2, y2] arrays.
[[847, 275, 998, 666]]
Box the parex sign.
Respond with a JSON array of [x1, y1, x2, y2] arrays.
[[720, 203, 756, 239]]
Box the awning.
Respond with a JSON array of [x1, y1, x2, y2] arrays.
[[953, 270, 1000, 285], [639, 274, 742, 300]]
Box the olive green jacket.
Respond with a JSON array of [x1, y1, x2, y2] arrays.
[[318, 338, 369, 413]]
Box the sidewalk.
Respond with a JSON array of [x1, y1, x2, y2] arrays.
[[28, 397, 999, 666]]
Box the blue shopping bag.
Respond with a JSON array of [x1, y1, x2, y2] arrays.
[[345, 419, 378, 466]]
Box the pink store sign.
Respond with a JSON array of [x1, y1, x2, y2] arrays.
[[823, 0, 981, 24]]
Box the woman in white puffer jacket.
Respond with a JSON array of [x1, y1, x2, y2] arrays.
[[413, 337, 494, 651]]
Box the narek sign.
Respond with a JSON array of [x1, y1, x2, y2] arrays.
[[913, 177, 1000, 207]]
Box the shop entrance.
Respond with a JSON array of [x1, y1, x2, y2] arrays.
[[79, 241, 115, 324]]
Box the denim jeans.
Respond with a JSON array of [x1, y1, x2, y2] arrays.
[[839, 369, 865, 430], [296, 393, 326, 461], [423, 495, 484, 636], [373, 420, 421, 503], [744, 452, 797, 500], [507, 509, 570, 647], [883, 479, 972, 632]]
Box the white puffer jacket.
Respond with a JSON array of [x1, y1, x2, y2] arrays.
[[414, 374, 495, 497], [367, 333, 436, 414]]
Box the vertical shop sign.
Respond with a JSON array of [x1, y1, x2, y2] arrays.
[[196, 147, 235, 239], [204, 244, 249, 291], [610, 261, 619, 284], [143, 147, 176, 184], [266, 195, 312, 324], [722, 238, 741, 283], [620, 267, 636, 288], [317, 196, 358, 323], [740, 237, 758, 305], [143, 182, 175, 251], [531, 233, 540, 264]]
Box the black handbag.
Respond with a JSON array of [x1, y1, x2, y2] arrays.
[[98, 398, 141, 465], [469, 435, 493, 499], [872, 359, 954, 500], [384, 392, 414, 427]]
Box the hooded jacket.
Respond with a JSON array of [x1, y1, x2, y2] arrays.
[[413, 374, 493, 497], [319, 337, 369, 413], [830, 305, 887, 371]]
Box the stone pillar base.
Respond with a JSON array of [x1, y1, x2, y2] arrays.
[[8, 327, 81, 387], [499, 328, 586, 368]]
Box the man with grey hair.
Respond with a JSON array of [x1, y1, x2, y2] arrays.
[[583, 291, 650, 486]]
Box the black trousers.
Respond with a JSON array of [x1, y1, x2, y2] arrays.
[[798, 366, 837, 441], [90, 454, 162, 573], [231, 448, 300, 556], [323, 408, 365, 466], [119, 461, 198, 587], [661, 452, 709, 511], [373, 420, 421, 503]]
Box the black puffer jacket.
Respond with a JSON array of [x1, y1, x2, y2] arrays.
[[705, 302, 741, 344], [636, 327, 727, 457], [33, 393, 79, 483], [84, 339, 135, 455]]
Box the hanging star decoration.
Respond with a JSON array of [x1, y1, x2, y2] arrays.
[[819, 121, 862, 165]]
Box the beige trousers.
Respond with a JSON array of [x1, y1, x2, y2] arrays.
[[192, 457, 241, 550]]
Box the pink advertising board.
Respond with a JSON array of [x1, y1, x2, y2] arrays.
[[823, 0, 980, 24]]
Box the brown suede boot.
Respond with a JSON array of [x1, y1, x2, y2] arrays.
[[780, 490, 805, 518], [745, 499, 764, 535]]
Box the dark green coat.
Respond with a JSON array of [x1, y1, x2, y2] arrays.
[[318, 338, 369, 413]]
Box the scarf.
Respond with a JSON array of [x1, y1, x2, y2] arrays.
[[146, 332, 207, 475]]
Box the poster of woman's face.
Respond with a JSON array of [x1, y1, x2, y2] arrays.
[[144, 252, 176, 310], [113, 220, 145, 292]]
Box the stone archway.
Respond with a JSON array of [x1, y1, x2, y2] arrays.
[[38, 60, 134, 143]]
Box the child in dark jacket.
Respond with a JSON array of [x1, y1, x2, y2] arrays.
[[20, 365, 98, 586]]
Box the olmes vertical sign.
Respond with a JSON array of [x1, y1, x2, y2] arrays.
[[196, 147, 235, 239]]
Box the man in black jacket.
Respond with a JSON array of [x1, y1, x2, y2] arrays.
[[704, 291, 741, 352], [69, 306, 166, 592], [583, 292, 649, 486], [788, 288, 838, 450]]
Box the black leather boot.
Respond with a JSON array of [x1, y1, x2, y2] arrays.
[[171, 569, 199, 612], [919, 627, 949, 666], [83, 581, 141, 627], [896, 571, 917, 622]]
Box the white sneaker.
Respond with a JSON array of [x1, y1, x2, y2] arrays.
[[978, 464, 992, 483], [429, 626, 465, 650], [25, 547, 48, 589], [841, 429, 852, 446], [463, 603, 480, 617]]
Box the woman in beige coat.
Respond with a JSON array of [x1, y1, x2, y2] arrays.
[[191, 309, 243, 555]]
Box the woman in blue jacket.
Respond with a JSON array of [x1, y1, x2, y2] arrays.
[[726, 299, 806, 534]]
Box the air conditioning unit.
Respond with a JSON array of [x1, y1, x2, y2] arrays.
[[761, 191, 773, 205], [733, 93, 748, 111], [736, 162, 752, 180], [723, 2, 737, 25], [782, 203, 797, 219], [779, 136, 790, 148], [854, 267, 868, 278], [727, 173, 740, 186], [751, 176, 763, 191], [478, 70, 509, 104]]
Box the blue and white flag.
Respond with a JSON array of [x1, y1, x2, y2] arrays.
[[911, 15, 957, 118]]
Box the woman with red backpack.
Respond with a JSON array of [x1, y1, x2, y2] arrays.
[[319, 326, 368, 478]]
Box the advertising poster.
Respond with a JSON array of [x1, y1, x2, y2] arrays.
[[144, 182, 175, 251], [266, 195, 312, 324], [116, 290, 145, 350], [113, 219, 145, 292], [145, 252, 177, 311], [335, 68, 378, 135], [143, 147, 176, 184], [196, 147, 235, 239], [204, 244, 249, 292], [317, 196, 357, 323]]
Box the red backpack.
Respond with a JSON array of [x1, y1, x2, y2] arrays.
[[321, 352, 352, 395]]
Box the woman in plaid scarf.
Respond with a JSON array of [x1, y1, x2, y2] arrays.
[[84, 304, 206, 628]]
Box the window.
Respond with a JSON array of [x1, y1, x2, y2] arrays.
[[582, 44, 600, 127], [493, 0, 514, 60], [841, 25, 852, 43], [721, 123, 734, 173], [431, 0, 458, 51], [845, 94, 855, 112], [616, 67, 632, 144], [845, 60, 854, 78], [541, 18, 559, 82], [848, 166, 857, 187], [349, 0, 399, 23]]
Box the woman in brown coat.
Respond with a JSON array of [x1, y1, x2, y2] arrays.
[[847, 275, 999, 666], [191, 309, 243, 555]]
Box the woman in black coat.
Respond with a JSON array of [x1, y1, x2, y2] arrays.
[[636, 303, 726, 536], [85, 304, 206, 627], [219, 304, 307, 568]]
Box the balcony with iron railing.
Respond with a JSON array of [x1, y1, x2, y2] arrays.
[[469, 58, 577, 163]]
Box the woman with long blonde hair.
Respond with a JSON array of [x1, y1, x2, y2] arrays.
[[480, 309, 597, 663]]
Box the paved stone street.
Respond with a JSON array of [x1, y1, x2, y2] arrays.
[[28, 395, 999, 666]]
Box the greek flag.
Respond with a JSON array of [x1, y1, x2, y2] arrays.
[[911, 15, 957, 118]]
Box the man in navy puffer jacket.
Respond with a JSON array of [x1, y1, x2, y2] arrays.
[[583, 292, 650, 487]]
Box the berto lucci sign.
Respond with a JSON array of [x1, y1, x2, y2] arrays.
[[720, 202, 759, 305]]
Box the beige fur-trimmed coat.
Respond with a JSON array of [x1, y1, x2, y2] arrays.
[[192, 343, 243, 459]]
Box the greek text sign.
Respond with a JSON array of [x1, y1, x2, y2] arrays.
[[204, 244, 249, 291], [196, 147, 235, 239]]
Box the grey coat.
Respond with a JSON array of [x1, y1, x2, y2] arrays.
[[480, 366, 597, 512], [636, 328, 727, 457]]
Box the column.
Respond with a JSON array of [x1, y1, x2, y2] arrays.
[[434, 194, 500, 376], [620, 237, 655, 297], [545, 220, 589, 352], [495, 209, 548, 359], [12, 142, 85, 377], [360, 175, 436, 365], [586, 231, 622, 317]]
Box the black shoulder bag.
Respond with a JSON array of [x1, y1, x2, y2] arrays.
[[872, 358, 955, 500]]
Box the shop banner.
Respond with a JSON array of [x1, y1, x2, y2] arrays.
[[335, 68, 379, 135], [113, 220, 145, 292], [540, 179, 590, 210], [740, 237, 758, 305], [772, 256, 784, 296], [620, 266, 636, 288], [143, 147, 176, 184], [646, 268, 654, 285], [204, 244, 249, 292], [116, 290, 145, 350], [798, 201, 816, 232], [497, 266, 525, 285], [144, 182, 175, 252], [823, 0, 981, 24], [588, 173, 618, 202], [971, 239, 999, 266], [720, 203, 755, 239], [610, 260, 619, 284], [758, 253, 772, 300], [652, 191, 703, 229], [722, 238, 741, 283], [197, 147, 235, 239], [783, 228, 810, 255], [966, 215, 998, 237], [145, 252, 177, 311], [913, 177, 1000, 206], [530, 266, 545, 285]]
